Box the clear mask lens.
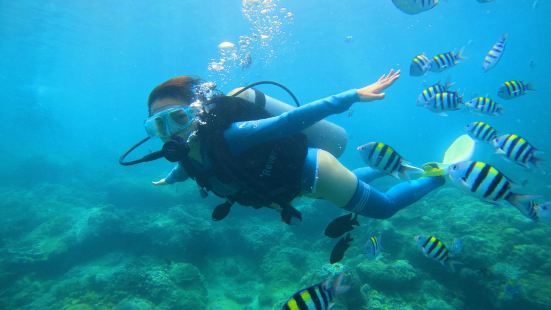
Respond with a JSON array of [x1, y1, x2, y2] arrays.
[[145, 107, 194, 138]]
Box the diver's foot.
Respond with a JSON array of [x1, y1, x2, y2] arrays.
[[422, 162, 446, 177]]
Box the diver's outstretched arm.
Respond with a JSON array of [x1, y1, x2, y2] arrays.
[[153, 163, 189, 186], [225, 69, 401, 155]]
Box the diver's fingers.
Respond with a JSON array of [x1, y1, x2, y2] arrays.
[[382, 70, 400, 87], [372, 92, 386, 100]]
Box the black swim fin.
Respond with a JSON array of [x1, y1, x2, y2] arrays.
[[281, 204, 302, 224], [212, 201, 233, 221]]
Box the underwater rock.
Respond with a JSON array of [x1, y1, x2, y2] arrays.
[[168, 262, 206, 290], [426, 299, 454, 310], [357, 259, 420, 291], [510, 244, 548, 269], [113, 298, 154, 310]]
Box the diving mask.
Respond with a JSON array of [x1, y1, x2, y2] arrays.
[[144, 106, 195, 138]]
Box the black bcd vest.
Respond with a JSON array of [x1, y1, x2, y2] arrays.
[[179, 94, 307, 224]]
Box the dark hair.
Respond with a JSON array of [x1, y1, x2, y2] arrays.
[[147, 76, 200, 115]]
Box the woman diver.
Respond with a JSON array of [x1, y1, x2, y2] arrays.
[[120, 69, 445, 223]]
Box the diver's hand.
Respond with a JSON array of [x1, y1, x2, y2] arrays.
[[357, 69, 400, 102], [152, 178, 168, 186]]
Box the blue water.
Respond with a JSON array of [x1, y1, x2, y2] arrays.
[[1, 1, 550, 309]]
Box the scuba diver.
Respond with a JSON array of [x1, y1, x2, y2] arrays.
[[120, 69, 447, 223]]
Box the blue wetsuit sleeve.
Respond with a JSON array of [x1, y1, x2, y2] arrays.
[[224, 89, 359, 155], [164, 163, 189, 184]]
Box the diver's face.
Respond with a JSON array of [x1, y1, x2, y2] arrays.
[[149, 97, 193, 143]]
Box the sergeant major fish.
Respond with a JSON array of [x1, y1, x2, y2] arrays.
[[425, 91, 463, 116], [430, 49, 464, 72], [410, 53, 432, 76], [282, 273, 349, 310], [448, 161, 538, 218], [466, 121, 498, 143], [521, 201, 540, 222], [357, 142, 423, 179], [498, 80, 534, 99], [483, 34, 507, 72], [414, 235, 462, 272], [416, 81, 453, 106], [465, 96, 503, 116], [493, 134, 544, 170]]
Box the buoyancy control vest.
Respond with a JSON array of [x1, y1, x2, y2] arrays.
[[178, 95, 307, 224]]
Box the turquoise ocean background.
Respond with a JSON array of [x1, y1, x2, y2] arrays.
[[1, 0, 550, 309]]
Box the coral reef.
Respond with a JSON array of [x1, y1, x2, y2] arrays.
[[1, 166, 550, 309]]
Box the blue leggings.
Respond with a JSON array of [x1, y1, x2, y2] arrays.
[[344, 167, 445, 219]]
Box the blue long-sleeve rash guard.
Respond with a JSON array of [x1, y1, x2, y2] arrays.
[[164, 89, 359, 184]]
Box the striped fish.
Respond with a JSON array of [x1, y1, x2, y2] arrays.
[[414, 235, 462, 271], [416, 81, 453, 106], [365, 233, 382, 259], [425, 91, 463, 115], [410, 53, 432, 76], [282, 274, 347, 310], [522, 201, 540, 222], [483, 34, 507, 72], [465, 96, 503, 116], [448, 161, 536, 211], [430, 49, 464, 72], [493, 134, 543, 169], [466, 121, 498, 143], [357, 142, 423, 179], [498, 80, 534, 99]]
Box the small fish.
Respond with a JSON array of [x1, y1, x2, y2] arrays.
[[416, 81, 453, 106], [212, 201, 233, 221], [282, 273, 349, 310], [498, 80, 534, 99], [365, 233, 383, 259], [414, 235, 462, 272], [330, 233, 353, 264], [347, 109, 354, 118], [425, 91, 463, 115], [391, 0, 439, 15], [493, 134, 544, 170], [430, 49, 464, 72], [519, 201, 540, 222], [465, 96, 503, 116], [410, 53, 432, 76], [448, 161, 538, 213], [466, 121, 498, 143], [325, 213, 360, 239], [344, 35, 354, 43], [483, 34, 507, 72], [357, 142, 423, 179], [477, 0, 495, 3]]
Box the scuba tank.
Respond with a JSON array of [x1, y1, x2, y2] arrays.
[[229, 87, 348, 158]]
